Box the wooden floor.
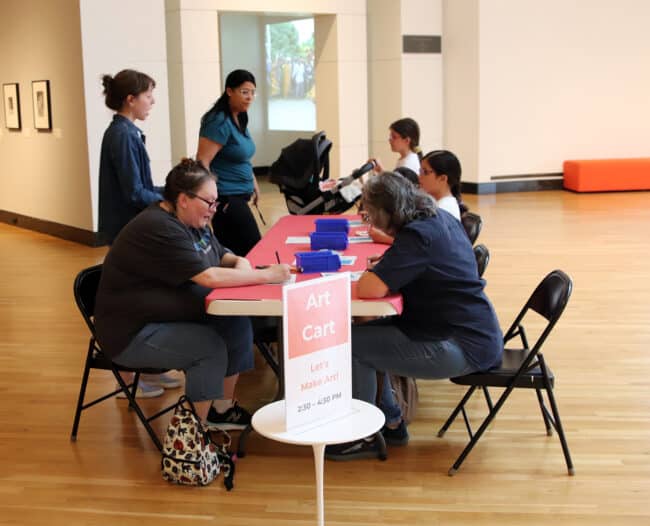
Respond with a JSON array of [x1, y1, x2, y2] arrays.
[[1, 185, 650, 525]]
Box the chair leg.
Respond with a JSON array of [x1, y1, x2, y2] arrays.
[[538, 354, 574, 475], [237, 424, 253, 458], [438, 386, 477, 438], [113, 368, 163, 451], [536, 388, 553, 436], [126, 371, 141, 411], [448, 384, 516, 476], [70, 342, 94, 441], [374, 431, 388, 461], [544, 385, 574, 475], [482, 386, 494, 411]]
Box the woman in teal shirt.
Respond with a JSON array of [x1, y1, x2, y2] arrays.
[[197, 69, 261, 256]]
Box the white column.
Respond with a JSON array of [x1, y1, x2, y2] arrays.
[[367, 0, 443, 166], [165, 1, 221, 162], [80, 0, 172, 228], [315, 10, 369, 180]]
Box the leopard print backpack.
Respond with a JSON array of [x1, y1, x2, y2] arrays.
[[161, 396, 235, 489]]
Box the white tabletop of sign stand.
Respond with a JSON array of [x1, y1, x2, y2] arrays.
[[252, 399, 385, 526]]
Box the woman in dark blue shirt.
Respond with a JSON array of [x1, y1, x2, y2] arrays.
[[98, 69, 162, 245], [98, 69, 170, 398], [197, 69, 261, 256], [326, 172, 503, 460]]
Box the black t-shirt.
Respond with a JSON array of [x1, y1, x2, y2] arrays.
[[372, 211, 503, 370], [95, 204, 229, 358]]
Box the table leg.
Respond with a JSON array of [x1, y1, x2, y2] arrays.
[[275, 323, 285, 401], [312, 443, 326, 526]]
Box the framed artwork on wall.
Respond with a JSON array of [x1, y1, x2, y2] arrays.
[[3, 83, 21, 130], [31, 80, 52, 130]]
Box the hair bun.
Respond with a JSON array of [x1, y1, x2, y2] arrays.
[[180, 157, 199, 168], [101, 74, 113, 91]]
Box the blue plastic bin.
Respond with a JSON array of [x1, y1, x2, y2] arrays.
[[295, 251, 342, 273], [314, 218, 350, 233], [310, 231, 349, 250]]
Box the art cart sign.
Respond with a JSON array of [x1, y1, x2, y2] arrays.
[[282, 273, 352, 430]]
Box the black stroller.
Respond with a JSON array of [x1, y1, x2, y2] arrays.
[[269, 131, 375, 215]]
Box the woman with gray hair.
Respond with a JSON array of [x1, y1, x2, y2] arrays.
[[326, 172, 503, 460]]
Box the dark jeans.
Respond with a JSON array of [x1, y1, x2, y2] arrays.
[[113, 316, 253, 402], [352, 319, 476, 421], [212, 194, 261, 256]]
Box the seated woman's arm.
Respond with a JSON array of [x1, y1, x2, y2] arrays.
[[190, 262, 289, 288], [220, 252, 252, 270], [369, 224, 394, 245], [357, 270, 389, 299]]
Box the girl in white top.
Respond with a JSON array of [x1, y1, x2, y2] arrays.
[[371, 117, 421, 174], [418, 150, 467, 222]]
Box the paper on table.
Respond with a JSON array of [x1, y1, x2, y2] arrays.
[[321, 271, 364, 282], [268, 274, 297, 285], [348, 236, 372, 244], [339, 255, 357, 265], [286, 236, 311, 244]]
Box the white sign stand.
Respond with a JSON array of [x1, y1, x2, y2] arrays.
[[253, 272, 385, 524]]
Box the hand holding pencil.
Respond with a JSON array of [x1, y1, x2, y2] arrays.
[[254, 251, 292, 282]]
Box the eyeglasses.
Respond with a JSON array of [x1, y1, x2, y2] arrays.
[[419, 168, 435, 176], [187, 191, 218, 210], [238, 88, 256, 97]]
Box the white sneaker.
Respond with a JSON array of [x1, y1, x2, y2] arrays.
[[140, 372, 183, 389], [116, 381, 164, 399]]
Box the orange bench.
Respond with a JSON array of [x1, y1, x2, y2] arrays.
[[563, 158, 650, 192]]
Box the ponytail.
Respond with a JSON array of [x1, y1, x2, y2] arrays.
[[390, 118, 420, 154], [421, 149, 468, 213], [450, 183, 469, 215]]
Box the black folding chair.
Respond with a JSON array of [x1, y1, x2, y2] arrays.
[[461, 212, 483, 245], [70, 264, 180, 452], [473, 244, 490, 278], [438, 270, 574, 476]]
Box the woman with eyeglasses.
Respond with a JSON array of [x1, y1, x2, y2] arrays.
[[419, 150, 468, 221], [95, 158, 290, 427], [325, 172, 502, 460], [197, 69, 261, 257]]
